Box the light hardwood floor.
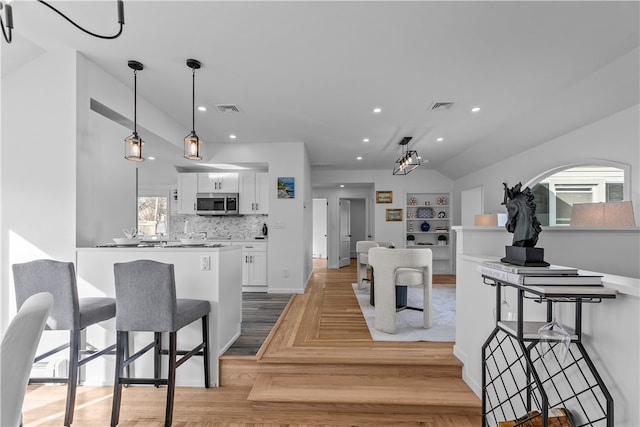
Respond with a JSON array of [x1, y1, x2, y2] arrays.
[[22, 259, 480, 426]]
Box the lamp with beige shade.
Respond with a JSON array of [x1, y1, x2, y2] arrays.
[[570, 201, 636, 227]]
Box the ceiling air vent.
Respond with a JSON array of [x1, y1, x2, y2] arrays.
[[216, 104, 241, 113], [429, 101, 454, 111]]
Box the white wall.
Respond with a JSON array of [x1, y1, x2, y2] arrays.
[[75, 55, 187, 248], [1, 48, 78, 330], [205, 142, 311, 293]]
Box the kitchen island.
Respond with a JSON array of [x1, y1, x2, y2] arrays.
[[75, 245, 242, 387]]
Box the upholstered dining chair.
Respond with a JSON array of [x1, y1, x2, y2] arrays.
[[356, 241, 379, 289], [111, 260, 211, 427], [1, 292, 53, 427], [12, 259, 117, 426], [368, 247, 432, 334], [356, 241, 396, 289]]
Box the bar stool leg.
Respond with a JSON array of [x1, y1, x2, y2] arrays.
[[64, 330, 80, 426], [165, 332, 177, 427], [202, 315, 210, 388], [110, 331, 126, 426], [154, 332, 161, 387]]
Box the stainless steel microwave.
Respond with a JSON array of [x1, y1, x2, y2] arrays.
[[196, 193, 239, 216]]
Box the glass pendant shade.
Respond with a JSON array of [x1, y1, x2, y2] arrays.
[[125, 132, 144, 161], [184, 132, 202, 160]]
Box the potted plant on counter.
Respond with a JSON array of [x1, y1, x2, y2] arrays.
[[406, 234, 415, 246]]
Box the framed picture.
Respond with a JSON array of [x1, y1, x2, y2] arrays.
[[386, 208, 403, 221], [376, 191, 393, 203], [277, 177, 295, 198]]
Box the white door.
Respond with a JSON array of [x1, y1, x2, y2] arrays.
[[312, 198, 328, 258], [338, 199, 351, 267]]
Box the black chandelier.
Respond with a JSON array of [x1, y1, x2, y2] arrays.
[[2, 0, 125, 44], [392, 137, 421, 175]]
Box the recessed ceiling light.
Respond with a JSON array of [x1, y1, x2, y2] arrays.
[[362, 138, 370, 143], [340, 184, 345, 188], [356, 156, 363, 160], [198, 106, 207, 112], [148, 156, 155, 160], [229, 134, 237, 139], [373, 107, 382, 114], [436, 137, 444, 142], [471, 106, 481, 113]]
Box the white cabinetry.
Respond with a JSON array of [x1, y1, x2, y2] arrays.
[[239, 172, 269, 214], [197, 173, 239, 193], [405, 192, 452, 274], [241, 242, 267, 290], [177, 173, 198, 214]]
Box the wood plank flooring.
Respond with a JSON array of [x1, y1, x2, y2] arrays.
[[21, 259, 480, 426]]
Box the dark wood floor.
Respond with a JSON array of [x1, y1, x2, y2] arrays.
[[224, 292, 292, 355]]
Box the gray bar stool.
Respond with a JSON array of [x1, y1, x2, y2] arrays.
[[111, 259, 211, 427], [12, 259, 117, 426]]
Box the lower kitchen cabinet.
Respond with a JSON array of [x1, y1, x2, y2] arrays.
[[241, 243, 267, 290]]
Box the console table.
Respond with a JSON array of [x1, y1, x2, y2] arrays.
[[480, 273, 617, 427]]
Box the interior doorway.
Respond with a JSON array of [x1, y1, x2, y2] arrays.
[[312, 198, 328, 259], [312, 189, 372, 269], [338, 198, 351, 267]]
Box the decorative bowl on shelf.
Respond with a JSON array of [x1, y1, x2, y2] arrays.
[[113, 237, 140, 245], [179, 237, 207, 245]]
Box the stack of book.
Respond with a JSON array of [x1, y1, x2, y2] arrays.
[[477, 260, 603, 286]]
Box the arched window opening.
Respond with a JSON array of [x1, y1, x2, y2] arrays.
[[530, 165, 626, 226]]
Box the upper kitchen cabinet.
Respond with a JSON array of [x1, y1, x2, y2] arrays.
[[177, 173, 198, 214], [198, 173, 239, 193], [239, 172, 269, 215]]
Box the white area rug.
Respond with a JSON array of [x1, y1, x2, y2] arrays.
[[352, 283, 456, 342]]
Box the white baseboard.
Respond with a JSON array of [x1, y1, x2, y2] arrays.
[[453, 344, 482, 398]]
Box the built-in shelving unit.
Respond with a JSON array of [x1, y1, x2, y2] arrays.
[[404, 192, 452, 274]]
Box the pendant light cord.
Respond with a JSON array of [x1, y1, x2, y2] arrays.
[[37, 0, 124, 40], [133, 69, 138, 134], [191, 68, 196, 134]]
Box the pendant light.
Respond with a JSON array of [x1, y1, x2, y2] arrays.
[[392, 136, 421, 175], [184, 59, 203, 160], [124, 60, 144, 162]]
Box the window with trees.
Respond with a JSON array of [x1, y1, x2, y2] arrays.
[[137, 196, 168, 236]]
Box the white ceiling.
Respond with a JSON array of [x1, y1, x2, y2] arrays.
[[3, 1, 639, 179]]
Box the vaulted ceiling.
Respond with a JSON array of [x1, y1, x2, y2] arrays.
[[3, 1, 639, 179]]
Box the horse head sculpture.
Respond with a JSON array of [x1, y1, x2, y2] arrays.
[[502, 182, 542, 247]]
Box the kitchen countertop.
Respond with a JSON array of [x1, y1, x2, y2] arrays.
[[89, 238, 267, 249]]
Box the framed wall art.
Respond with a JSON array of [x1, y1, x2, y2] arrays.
[[376, 191, 393, 203], [386, 208, 403, 221], [277, 177, 295, 198]]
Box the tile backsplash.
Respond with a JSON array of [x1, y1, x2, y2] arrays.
[[169, 214, 268, 240]]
